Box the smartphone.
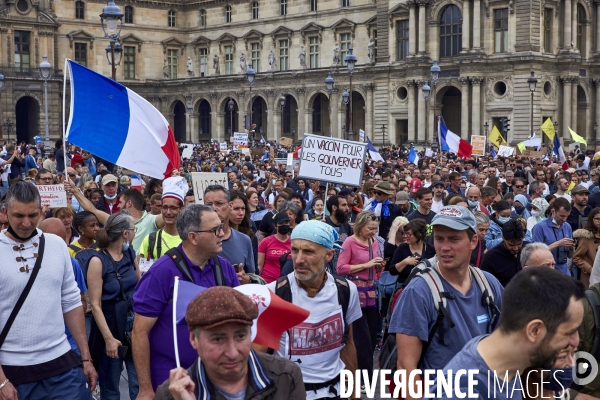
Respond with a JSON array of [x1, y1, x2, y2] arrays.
[[117, 345, 128, 359], [234, 263, 242, 273]]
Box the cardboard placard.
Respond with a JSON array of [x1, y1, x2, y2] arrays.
[[37, 185, 68, 208], [359, 129, 365, 142], [471, 135, 486, 157], [280, 137, 293, 147], [297, 134, 367, 186], [233, 133, 248, 147], [191, 172, 228, 204], [497, 145, 515, 157]]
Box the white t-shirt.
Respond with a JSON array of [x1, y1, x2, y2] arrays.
[[554, 193, 572, 203], [267, 272, 362, 400], [431, 198, 444, 214]]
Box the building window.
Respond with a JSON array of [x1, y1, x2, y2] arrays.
[[543, 8, 552, 52], [439, 5, 462, 57], [74, 43, 87, 66], [279, 39, 289, 70], [309, 36, 319, 68], [252, 2, 259, 19], [342, 0, 349, 7], [311, 0, 317, 11], [396, 20, 409, 60], [199, 48, 208, 77], [167, 49, 177, 79], [280, 0, 287, 15], [224, 45, 233, 75], [251, 43, 260, 73], [577, 4, 586, 54], [494, 8, 508, 53], [200, 9, 206, 26], [125, 6, 133, 23], [168, 10, 176, 27], [14, 30, 30, 72], [75, 1, 84, 19], [340, 33, 352, 65], [225, 6, 232, 23], [124, 46, 135, 79]]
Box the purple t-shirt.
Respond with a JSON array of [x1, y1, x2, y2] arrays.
[[132, 244, 240, 390]]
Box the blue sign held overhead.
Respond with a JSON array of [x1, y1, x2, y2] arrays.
[[34, 136, 42, 144]]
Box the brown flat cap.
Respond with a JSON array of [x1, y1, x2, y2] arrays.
[[186, 286, 258, 330]]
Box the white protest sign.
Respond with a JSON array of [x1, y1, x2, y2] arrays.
[[359, 129, 365, 142], [497, 145, 515, 157], [286, 153, 294, 166], [37, 185, 68, 208], [181, 143, 194, 159], [425, 149, 434, 157], [191, 172, 228, 204], [220, 142, 228, 151], [298, 134, 367, 186], [523, 138, 542, 150], [233, 133, 248, 147]]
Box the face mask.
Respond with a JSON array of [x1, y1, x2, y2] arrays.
[[105, 193, 117, 200], [277, 225, 291, 235], [229, 163, 233, 166], [543, 368, 573, 393], [498, 216, 511, 224], [314, 210, 323, 215], [122, 240, 130, 252], [467, 200, 479, 208], [551, 212, 559, 225], [531, 210, 541, 217], [514, 206, 525, 214]]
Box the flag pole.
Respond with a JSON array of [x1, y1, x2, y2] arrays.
[[62, 59, 69, 178], [173, 276, 181, 368]]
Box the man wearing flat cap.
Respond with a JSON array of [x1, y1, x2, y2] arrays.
[[388, 206, 504, 394], [363, 181, 401, 239], [267, 221, 362, 400], [155, 286, 304, 400]]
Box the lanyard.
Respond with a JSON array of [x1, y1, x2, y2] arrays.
[[476, 241, 483, 267]]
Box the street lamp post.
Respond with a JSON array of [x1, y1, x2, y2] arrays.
[[2, 118, 13, 142], [245, 64, 256, 145], [341, 88, 349, 140], [0, 71, 5, 139], [100, 0, 124, 81], [105, 41, 122, 81], [484, 121, 489, 136], [279, 94, 286, 140], [528, 71, 538, 138], [595, 122, 598, 146], [430, 60, 440, 146], [422, 81, 431, 146], [381, 124, 386, 145], [39, 55, 53, 153], [325, 72, 334, 137], [228, 98, 235, 137], [344, 47, 357, 141]]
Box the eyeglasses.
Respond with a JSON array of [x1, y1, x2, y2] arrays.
[[368, 215, 381, 222], [204, 200, 228, 208], [68, 173, 76, 177], [194, 223, 225, 236], [514, 185, 524, 189], [38, 176, 52, 182], [402, 232, 413, 237]]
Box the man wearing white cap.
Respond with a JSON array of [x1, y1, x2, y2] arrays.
[[138, 177, 188, 267]]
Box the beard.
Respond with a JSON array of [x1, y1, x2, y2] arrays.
[[295, 263, 326, 282], [334, 209, 348, 224], [529, 334, 560, 369]]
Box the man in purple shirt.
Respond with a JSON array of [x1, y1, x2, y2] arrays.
[[131, 204, 240, 400]]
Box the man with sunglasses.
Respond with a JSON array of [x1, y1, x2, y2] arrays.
[[132, 204, 240, 400]]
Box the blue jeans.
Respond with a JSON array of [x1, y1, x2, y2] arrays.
[[16, 366, 91, 400], [99, 353, 138, 400]]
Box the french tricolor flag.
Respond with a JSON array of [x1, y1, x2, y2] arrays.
[[65, 60, 180, 179], [439, 118, 472, 159], [553, 133, 568, 170]]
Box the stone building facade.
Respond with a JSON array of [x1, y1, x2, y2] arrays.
[[2, 0, 599, 147]]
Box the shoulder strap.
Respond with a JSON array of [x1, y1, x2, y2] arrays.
[[0, 234, 46, 350], [212, 256, 225, 286], [156, 229, 163, 258], [368, 239, 373, 280], [585, 289, 600, 358], [103, 250, 128, 301], [68, 243, 81, 253], [166, 247, 195, 283], [275, 276, 292, 303], [148, 231, 157, 260], [469, 265, 501, 329], [332, 274, 351, 344]]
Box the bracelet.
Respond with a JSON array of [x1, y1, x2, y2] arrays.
[[81, 359, 93, 363], [0, 378, 9, 390]]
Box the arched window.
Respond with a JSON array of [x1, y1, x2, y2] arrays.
[[125, 6, 133, 23], [225, 5, 232, 23], [577, 4, 586, 55], [75, 1, 84, 19], [168, 10, 176, 27], [439, 5, 462, 57], [200, 9, 206, 26], [252, 2, 259, 19]]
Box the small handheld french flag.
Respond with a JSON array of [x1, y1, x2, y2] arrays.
[[407, 145, 419, 165], [65, 60, 180, 179]]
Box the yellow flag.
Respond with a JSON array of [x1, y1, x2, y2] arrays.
[[567, 181, 576, 194], [488, 126, 505, 148], [569, 127, 587, 146], [541, 118, 555, 141], [516, 142, 526, 152]]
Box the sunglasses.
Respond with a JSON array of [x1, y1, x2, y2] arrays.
[[514, 185, 524, 189], [374, 191, 386, 196]]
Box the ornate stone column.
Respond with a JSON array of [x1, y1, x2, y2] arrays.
[[409, 2, 417, 56], [459, 77, 470, 139], [417, 80, 426, 142], [363, 83, 375, 140], [564, 0, 572, 50], [418, 1, 428, 54], [595, 79, 600, 143], [330, 90, 339, 139], [407, 80, 416, 142], [561, 76, 572, 140], [472, 0, 481, 49], [462, 0, 471, 52], [571, 77, 579, 133], [596, 0, 600, 54], [572, 0, 578, 51], [471, 77, 483, 137]]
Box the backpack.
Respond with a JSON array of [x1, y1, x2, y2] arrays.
[[378, 258, 500, 372], [275, 274, 351, 345], [147, 229, 163, 260], [165, 247, 225, 286]]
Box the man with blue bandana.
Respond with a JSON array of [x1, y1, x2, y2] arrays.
[[267, 221, 362, 400]]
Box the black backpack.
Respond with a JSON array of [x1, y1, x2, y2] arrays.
[[275, 274, 351, 345], [146, 229, 164, 260]]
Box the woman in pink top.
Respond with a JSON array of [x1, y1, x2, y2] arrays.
[[257, 211, 291, 283], [336, 210, 385, 381]]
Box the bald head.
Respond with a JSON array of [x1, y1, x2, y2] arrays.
[[520, 243, 555, 269], [466, 186, 481, 202], [39, 217, 67, 241]]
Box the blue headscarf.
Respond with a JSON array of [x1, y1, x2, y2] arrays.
[[291, 220, 343, 250]]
